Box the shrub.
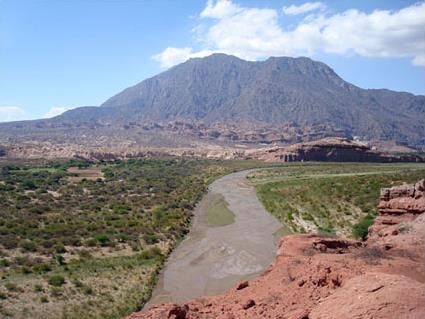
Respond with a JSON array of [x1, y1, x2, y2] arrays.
[[21, 266, 32, 274], [94, 234, 110, 246], [82, 285, 93, 295], [352, 214, 375, 240], [4, 282, 18, 291], [53, 243, 66, 253], [143, 233, 160, 245], [18, 239, 38, 252], [0, 258, 10, 267], [83, 238, 97, 247], [34, 284, 44, 292], [33, 262, 52, 273], [72, 279, 83, 288], [48, 275, 66, 287], [55, 254, 66, 265], [139, 247, 162, 260], [40, 295, 49, 303], [21, 178, 36, 190], [1, 235, 19, 249]]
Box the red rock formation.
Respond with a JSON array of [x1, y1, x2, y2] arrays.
[[128, 180, 425, 319], [248, 138, 424, 163], [369, 179, 425, 240]]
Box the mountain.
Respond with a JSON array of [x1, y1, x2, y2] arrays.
[[1, 54, 424, 148]]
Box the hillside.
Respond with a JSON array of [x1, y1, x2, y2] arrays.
[[1, 54, 424, 148]]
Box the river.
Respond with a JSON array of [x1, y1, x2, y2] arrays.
[[146, 169, 288, 306]]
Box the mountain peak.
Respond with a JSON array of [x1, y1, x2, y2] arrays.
[[2, 54, 422, 148]]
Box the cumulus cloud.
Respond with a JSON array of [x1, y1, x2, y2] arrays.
[[43, 106, 69, 118], [152, 47, 214, 68], [0, 106, 27, 122], [200, 0, 241, 18], [153, 0, 425, 68], [283, 2, 325, 15]]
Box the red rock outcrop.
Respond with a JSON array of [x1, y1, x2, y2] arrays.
[[369, 179, 425, 240], [128, 180, 425, 319], [248, 138, 424, 163]]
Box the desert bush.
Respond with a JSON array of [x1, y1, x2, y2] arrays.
[[0, 258, 10, 267], [34, 284, 43, 292], [47, 275, 66, 287], [40, 295, 49, 303], [352, 214, 375, 240], [18, 239, 38, 252], [94, 234, 110, 246], [4, 282, 18, 291], [33, 262, 52, 273]]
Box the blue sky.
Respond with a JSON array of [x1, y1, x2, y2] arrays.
[[0, 0, 424, 122]]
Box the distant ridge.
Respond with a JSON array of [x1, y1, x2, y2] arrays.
[[1, 54, 424, 148]]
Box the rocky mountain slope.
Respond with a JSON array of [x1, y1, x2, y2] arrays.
[[130, 180, 425, 319], [0, 54, 424, 148]]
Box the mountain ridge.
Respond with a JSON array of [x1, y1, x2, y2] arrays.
[[1, 54, 424, 148]]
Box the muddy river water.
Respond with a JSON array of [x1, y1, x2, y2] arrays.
[[146, 169, 288, 306]]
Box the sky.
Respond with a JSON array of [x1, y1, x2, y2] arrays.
[[0, 0, 424, 122]]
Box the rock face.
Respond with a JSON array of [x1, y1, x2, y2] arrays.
[[128, 180, 425, 319], [369, 179, 425, 240], [249, 138, 424, 163], [378, 179, 425, 214]]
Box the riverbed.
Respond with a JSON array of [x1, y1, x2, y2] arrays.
[[146, 169, 288, 306]]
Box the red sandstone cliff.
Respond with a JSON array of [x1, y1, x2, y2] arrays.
[[248, 138, 424, 163], [129, 180, 425, 319]]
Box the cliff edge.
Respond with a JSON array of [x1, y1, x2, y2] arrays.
[[128, 180, 425, 319]]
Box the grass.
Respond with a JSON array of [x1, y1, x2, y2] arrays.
[[203, 193, 235, 227], [250, 163, 425, 237]]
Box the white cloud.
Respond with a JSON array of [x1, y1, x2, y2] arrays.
[[153, 0, 425, 68], [283, 2, 325, 15], [152, 47, 214, 68], [0, 106, 28, 122], [200, 0, 241, 18], [43, 106, 69, 118]]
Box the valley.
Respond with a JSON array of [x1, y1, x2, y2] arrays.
[[2, 2, 424, 318], [1, 159, 423, 318]]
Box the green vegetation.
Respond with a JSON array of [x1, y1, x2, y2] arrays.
[[249, 163, 425, 236], [47, 275, 66, 287], [203, 193, 235, 227], [352, 214, 375, 239], [3, 159, 420, 318], [0, 157, 270, 319]]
